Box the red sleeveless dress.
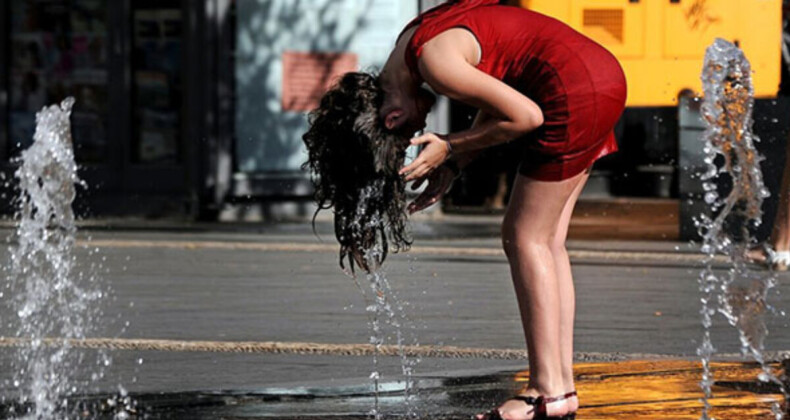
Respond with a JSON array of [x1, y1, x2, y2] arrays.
[[402, 0, 627, 181]]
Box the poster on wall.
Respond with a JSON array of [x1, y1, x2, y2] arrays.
[[281, 51, 358, 112]]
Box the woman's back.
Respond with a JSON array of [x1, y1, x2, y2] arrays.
[[405, 0, 624, 99]]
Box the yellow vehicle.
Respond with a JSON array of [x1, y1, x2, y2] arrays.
[[518, 0, 783, 106], [447, 0, 786, 207]]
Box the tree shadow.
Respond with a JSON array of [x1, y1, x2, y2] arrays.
[[234, 0, 377, 173]]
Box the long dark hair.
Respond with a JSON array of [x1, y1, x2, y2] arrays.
[[302, 72, 412, 273]]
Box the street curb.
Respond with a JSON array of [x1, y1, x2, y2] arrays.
[[2, 337, 788, 363]]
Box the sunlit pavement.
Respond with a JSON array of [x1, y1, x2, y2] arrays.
[[561, 360, 783, 419]]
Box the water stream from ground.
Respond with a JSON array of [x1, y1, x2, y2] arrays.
[[350, 181, 420, 420], [1, 98, 113, 419], [697, 38, 788, 420]]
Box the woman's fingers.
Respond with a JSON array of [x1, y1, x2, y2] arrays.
[[405, 164, 430, 181], [399, 159, 420, 176], [411, 192, 440, 213], [408, 181, 446, 214], [409, 190, 431, 213], [408, 193, 433, 214], [411, 175, 428, 190], [410, 134, 433, 146], [402, 160, 436, 180], [401, 132, 449, 177]]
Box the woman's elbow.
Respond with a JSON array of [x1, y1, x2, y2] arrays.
[[529, 109, 544, 130], [514, 108, 543, 133]]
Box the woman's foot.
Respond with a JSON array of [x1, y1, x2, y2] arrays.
[[564, 390, 578, 415], [475, 388, 570, 420], [775, 251, 790, 271], [746, 244, 771, 265], [746, 244, 790, 271]]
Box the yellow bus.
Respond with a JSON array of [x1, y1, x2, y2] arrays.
[[519, 0, 782, 106], [446, 1, 785, 207]]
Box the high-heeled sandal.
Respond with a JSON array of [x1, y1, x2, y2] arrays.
[[479, 393, 570, 420], [560, 390, 577, 420], [748, 244, 790, 272], [773, 251, 790, 271]]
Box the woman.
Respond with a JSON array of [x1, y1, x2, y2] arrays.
[[303, 1, 627, 418], [748, 136, 790, 271]]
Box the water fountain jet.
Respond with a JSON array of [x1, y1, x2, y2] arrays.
[[697, 38, 788, 420], [1, 98, 111, 419]]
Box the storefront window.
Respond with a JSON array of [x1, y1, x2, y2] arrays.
[[131, 1, 182, 164], [8, 0, 108, 163]]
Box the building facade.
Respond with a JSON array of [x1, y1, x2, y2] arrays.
[[2, 0, 787, 219], [0, 0, 426, 218]]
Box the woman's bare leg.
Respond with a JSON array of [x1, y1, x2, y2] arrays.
[[771, 143, 790, 252], [483, 171, 588, 419], [550, 169, 590, 413], [749, 140, 790, 265]]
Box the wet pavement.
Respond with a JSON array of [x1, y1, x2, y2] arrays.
[[0, 213, 788, 418], [1, 359, 783, 419], [132, 360, 783, 419]]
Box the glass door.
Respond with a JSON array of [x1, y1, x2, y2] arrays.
[[2, 0, 191, 214], [6, 0, 119, 189], [124, 0, 186, 193]]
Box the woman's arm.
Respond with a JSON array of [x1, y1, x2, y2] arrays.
[[418, 30, 543, 154], [452, 110, 490, 170], [400, 29, 541, 181], [406, 111, 490, 213]]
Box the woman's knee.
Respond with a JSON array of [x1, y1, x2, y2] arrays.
[[501, 219, 553, 259], [549, 236, 567, 258]]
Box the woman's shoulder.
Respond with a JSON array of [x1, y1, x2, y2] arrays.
[[409, 3, 557, 44]]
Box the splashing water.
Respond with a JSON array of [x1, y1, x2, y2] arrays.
[[2, 98, 109, 419], [348, 181, 420, 420], [697, 39, 787, 419]]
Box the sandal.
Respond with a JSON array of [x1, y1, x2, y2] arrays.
[[561, 390, 577, 420], [747, 244, 790, 271], [478, 393, 570, 420], [773, 251, 790, 271]]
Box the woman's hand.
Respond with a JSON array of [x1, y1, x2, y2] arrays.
[[399, 132, 451, 182], [407, 164, 457, 214]]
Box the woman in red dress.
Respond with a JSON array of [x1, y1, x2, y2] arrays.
[[303, 1, 627, 418]]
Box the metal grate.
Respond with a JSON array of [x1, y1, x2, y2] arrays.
[[583, 9, 624, 43]]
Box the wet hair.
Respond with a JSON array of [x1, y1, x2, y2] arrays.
[[302, 72, 412, 273]]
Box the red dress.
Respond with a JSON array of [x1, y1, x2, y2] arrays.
[[402, 0, 627, 181]]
